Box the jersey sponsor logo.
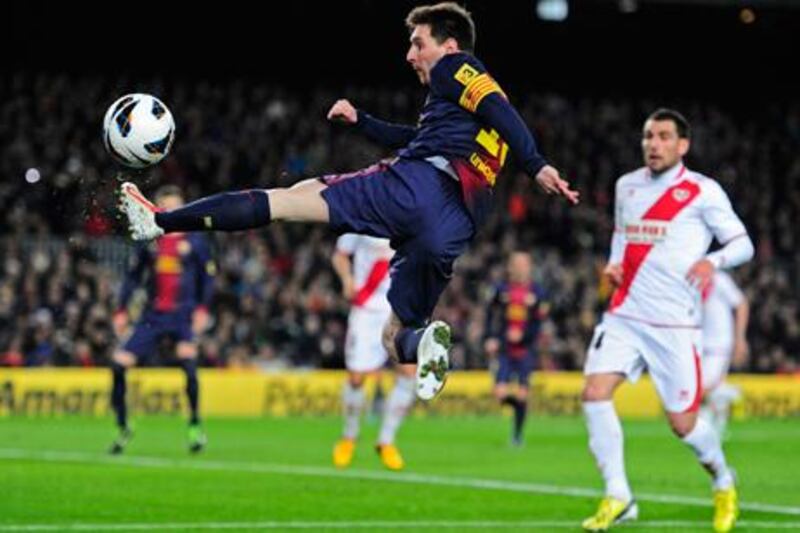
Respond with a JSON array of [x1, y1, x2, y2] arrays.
[[469, 153, 498, 185], [623, 221, 668, 244], [453, 63, 479, 85], [459, 73, 505, 112]]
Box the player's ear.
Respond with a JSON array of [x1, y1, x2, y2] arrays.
[[443, 36, 460, 53], [678, 138, 690, 157]]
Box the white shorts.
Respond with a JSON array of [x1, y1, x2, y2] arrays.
[[584, 314, 702, 413], [701, 347, 732, 391], [344, 307, 390, 372]]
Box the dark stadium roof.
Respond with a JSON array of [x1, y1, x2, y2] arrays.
[[4, 0, 799, 99]]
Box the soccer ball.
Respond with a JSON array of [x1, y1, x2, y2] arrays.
[[102, 93, 175, 169]]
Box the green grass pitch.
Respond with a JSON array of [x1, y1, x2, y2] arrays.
[[1, 415, 798, 531]]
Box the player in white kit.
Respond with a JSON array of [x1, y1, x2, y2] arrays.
[[331, 234, 416, 471], [700, 271, 749, 439], [581, 109, 754, 533]]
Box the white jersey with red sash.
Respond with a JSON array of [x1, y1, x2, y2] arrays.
[[335, 234, 393, 313], [607, 164, 748, 328]]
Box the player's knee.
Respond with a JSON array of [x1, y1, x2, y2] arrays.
[[668, 413, 697, 437], [581, 382, 613, 402], [112, 351, 135, 368]]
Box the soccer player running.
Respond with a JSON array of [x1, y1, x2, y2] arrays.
[[331, 234, 415, 470], [110, 185, 215, 454], [484, 251, 549, 446], [580, 109, 753, 533], [700, 270, 749, 439], [118, 2, 578, 401]]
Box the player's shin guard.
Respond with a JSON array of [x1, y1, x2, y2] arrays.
[[111, 363, 128, 429], [155, 190, 270, 233], [584, 400, 633, 502], [378, 375, 415, 445], [180, 359, 200, 425], [342, 382, 366, 440], [682, 417, 734, 490], [394, 327, 424, 364]]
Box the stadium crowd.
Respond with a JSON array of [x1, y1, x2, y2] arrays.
[[1, 73, 799, 373]]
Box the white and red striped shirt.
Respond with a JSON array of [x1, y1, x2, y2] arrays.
[[335, 234, 394, 313], [606, 163, 751, 328]]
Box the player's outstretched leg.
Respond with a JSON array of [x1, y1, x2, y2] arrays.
[[375, 372, 415, 470], [118, 179, 329, 241]]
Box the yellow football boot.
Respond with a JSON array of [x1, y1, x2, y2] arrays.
[[332, 438, 355, 468], [376, 443, 405, 471], [582, 496, 638, 531], [713, 486, 739, 532]]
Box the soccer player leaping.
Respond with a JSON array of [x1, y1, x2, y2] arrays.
[[580, 109, 753, 532], [118, 2, 578, 401]]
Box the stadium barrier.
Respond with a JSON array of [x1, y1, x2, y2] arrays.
[[0, 369, 798, 418]]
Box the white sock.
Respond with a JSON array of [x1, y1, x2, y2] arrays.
[[342, 382, 365, 440], [583, 401, 632, 502], [682, 417, 734, 490], [378, 375, 415, 445], [708, 384, 738, 437]]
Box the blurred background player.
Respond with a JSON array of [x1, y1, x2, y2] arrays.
[[110, 185, 215, 454], [701, 270, 750, 439], [484, 251, 549, 446], [118, 2, 578, 402], [331, 234, 415, 471], [581, 109, 753, 532]]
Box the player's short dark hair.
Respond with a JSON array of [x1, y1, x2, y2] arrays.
[[647, 108, 691, 139], [406, 2, 476, 53], [155, 184, 183, 202]]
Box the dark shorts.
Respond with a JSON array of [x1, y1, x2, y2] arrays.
[[122, 310, 193, 359], [495, 354, 535, 387], [320, 159, 475, 327]]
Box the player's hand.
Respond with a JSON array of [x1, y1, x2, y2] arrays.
[[535, 165, 580, 205], [686, 259, 715, 292], [192, 307, 211, 335], [484, 338, 500, 356], [603, 263, 624, 288], [327, 99, 358, 125], [733, 337, 750, 368], [112, 310, 129, 337]]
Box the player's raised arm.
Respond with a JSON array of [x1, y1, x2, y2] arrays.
[[327, 98, 417, 149]]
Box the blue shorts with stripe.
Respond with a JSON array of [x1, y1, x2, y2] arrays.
[[320, 158, 475, 327], [495, 353, 535, 387], [122, 310, 193, 361]]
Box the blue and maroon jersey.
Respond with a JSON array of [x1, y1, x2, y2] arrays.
[[355, 52, 547, 225], [485, 281, 550, 359], [119, 233, 215, 315]]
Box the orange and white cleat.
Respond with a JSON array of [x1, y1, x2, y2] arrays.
[[118, 182, 164, 240]]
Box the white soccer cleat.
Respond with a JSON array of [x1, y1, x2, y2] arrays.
[[415, 320, 451, 401], [118, 182, 164, 240]]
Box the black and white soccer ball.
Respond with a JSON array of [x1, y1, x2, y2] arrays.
[[102, 93, 175, 169]]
